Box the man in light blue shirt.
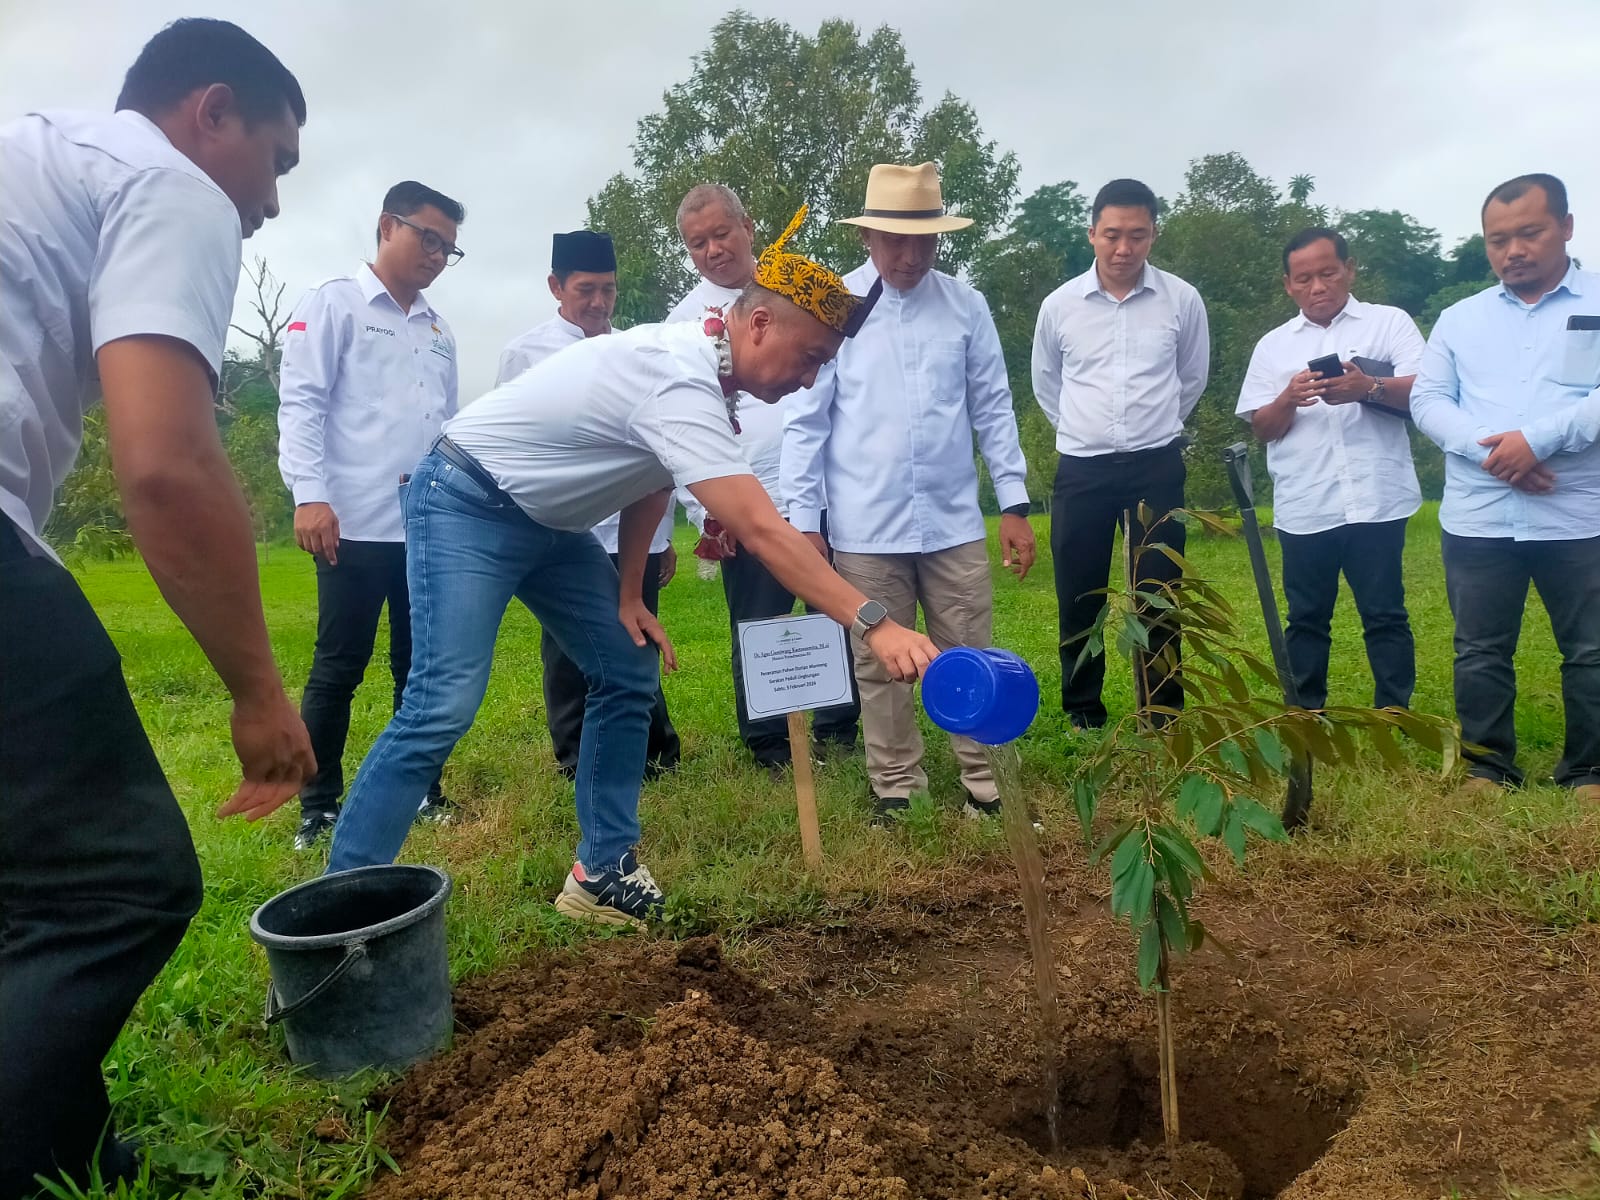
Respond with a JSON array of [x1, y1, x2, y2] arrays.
[[783, 163, 1036, 823], [1411, 174, 1600, 799]]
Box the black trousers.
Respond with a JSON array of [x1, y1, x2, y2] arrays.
[[1051, 444, 1186, 726], [299, 540, 439, 817], [723, 540, 860, 766], [1441, 531, 1600, 787], [1278, 517, 1415, 710], [1, 520, 203, 1198], [541, 551, 680, 776]]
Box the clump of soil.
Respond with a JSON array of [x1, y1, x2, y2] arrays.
[[364, 856, 1600, 1200], [374, 991, 908, 1199]]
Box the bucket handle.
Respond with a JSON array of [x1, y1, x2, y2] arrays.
[[264, 939, 368, 1026]]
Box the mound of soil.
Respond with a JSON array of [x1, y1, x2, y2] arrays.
[[363, 857, 1600, 1199]]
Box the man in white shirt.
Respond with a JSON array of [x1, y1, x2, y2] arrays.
[[0, 21, 314, 1196], [326, 209, 934, 928], [783, 164, 1036, 823], [1032, 178, 1210, 730], [496, 230, 681, 780], [668, 183, 859, 770], [1236, 227, 1424, 711], [277, 181, 465, 850]]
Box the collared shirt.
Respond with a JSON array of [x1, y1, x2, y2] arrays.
[[277, 265, 457, 543], [1235, 297, 1425, 535], [493, 311, 673, 554], [495, 311, 593, 385], [0, 109, 241, 559], [444, 321, 750, 533], [1032, 262, 1210, 456], [1411, 262, 1600, 541], [666, 277, 789, 518], [781, 263, 1030, 554]]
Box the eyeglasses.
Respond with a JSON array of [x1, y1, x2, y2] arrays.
[[384, 213, 465, 265]]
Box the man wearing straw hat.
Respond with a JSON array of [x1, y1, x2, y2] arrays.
[[782, 163, 1036, 825], [325, 207, 936, 927]]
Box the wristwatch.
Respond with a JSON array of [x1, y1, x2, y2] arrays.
[[851, 599, 889, 640], [1366, 378, 1387, 405]]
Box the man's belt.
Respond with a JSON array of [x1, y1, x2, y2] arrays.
[[431, 435, 509, 501]]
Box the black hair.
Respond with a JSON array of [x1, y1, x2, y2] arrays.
[[1282, 227, 1349, 274], [378, 181, 465, 246], [551, 269, 616, 286], [1091, 178, 1159, 226], [115, 18, 305, 126], [1481, 173, 1569, 221]]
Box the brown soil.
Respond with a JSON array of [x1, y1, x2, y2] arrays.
[[364, 853, 1600, 1199]]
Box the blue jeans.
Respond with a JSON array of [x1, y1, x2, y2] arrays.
[[326, 450, 659, 874]]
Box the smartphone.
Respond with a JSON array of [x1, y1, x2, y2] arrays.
[[1307, 353, 1344, 378], [1568, 315, 1600, 331]]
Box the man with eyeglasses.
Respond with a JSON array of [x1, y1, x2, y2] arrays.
[[277, 179, 465, 849]]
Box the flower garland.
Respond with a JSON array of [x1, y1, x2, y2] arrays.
[[703, 307, 739, 434]]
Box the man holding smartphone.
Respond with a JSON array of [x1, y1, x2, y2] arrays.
[[1412, 175, 1600, 800], [1235, 227, 1425, 711]]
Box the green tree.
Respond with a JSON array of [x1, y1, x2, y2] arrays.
[[588, 11, 1019, 321], [1287, 173, 1316, 205], [1336, 209, 1445, 316], [1157, 154, 1299, 508]]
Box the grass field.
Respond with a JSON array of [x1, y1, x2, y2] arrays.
[[41, 504, 1598, 1198]]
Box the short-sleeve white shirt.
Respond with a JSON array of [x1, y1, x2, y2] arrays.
[[444, 321, 750, 533], [0, 109, 242, 558], [1234, 297, 1425, 535], [492, 312, 674, 554]]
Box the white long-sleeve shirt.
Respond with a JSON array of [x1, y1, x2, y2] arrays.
[[493, 311, 673, 553], [277, 264, 457, 543], [1032, 263, 1210, 456], [781, 262, 1030, 554]]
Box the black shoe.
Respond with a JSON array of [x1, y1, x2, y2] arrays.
[[416, 794, 459, 825], [553, 850, 664, 928], [962, 790, 1002, 820], [97, 1134, 141, 1188], [644, 754, 679, 781], [870, 793, 911, 827], [293, 811, 338, 851], [1066, 712, 1104, 733], [556, 762, 577, 782]]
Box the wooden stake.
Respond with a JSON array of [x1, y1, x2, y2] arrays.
[[787, 710, 823, 872], [1156, 948, 1180, 1150]]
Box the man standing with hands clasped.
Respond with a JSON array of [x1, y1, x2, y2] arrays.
[[277, 181, 466, 848], [782, 163, 1036, 824], [1235, 227, 1424, 711], [1412, 174, 1600, 801], [1032, 178, 1209, 732]]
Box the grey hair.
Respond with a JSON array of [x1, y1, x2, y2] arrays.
[[676, 183, 748, 233]]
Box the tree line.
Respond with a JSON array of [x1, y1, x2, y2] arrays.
[[47, 12, 1502, 555]]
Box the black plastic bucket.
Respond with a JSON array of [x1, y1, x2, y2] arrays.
[[248, 864, 453, 1078]]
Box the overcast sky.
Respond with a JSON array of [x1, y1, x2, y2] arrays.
[[3, 0, 1596, 398]]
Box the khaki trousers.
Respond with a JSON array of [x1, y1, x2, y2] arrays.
[[834, 539, 997, 802]]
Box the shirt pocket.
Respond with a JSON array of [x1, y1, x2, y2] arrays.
[[1556, 327, 1600, 388], [1132, 317, 1178, 364], [921, 338, 967, 401]]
